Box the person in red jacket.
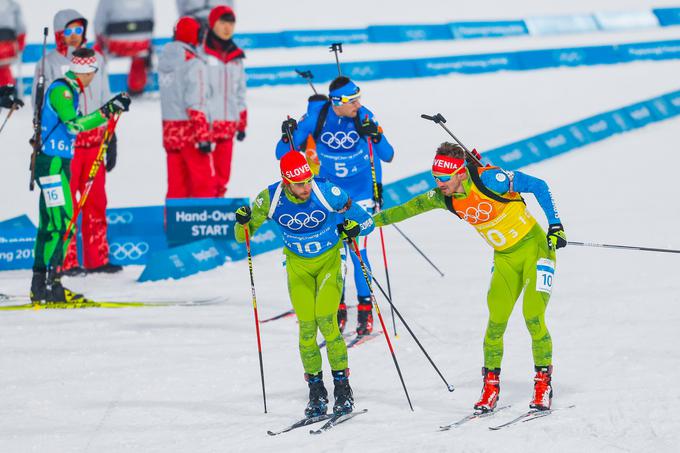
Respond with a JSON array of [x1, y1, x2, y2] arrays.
[[201, 5, 246, 197], [0, 0, 26, 86]]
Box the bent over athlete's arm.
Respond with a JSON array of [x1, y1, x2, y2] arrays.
[[49, 85, 108, 134], [234, 189, 271, 243], [373, 188, 447, 227]]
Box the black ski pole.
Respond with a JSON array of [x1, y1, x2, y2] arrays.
[[391, 224, 445, 277], [329, 42, 343, 76], [420, 113, 483, 167], [350, 237, 414, 411], [568, 241, 680, 254], [295, 69, 318, 95], [0, 104, 17, 134]]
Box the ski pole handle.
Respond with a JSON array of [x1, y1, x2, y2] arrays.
[[420, 112, 483, 167]]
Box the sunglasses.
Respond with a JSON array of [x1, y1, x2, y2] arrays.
[[64, 26, 84, 37], [285, 176, 313, 186], [331, 92, 361, 107], [432, 165, 465, 183]]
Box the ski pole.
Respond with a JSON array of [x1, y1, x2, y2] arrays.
[[295, 69, 318, 95], [368, 270, 455, 392], [329, 42, 343, 76], [62, 113, 121, 244], [0, 104, 17, 134], [420, 113, 483, 167], [391, 224, 445, 277], [244, 225, 268, 413], [350, 237, 414, 411], [568, 241, 680, 254], [366, 133, 398, 337]]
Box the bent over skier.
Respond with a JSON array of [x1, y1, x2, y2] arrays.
[[373, 142, 567, 412], [234, 151, 375, 418]]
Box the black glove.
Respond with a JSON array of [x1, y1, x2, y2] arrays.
[[197, 141, 212, 153], [105, 133, 117, 172], [357, 117, 382, 143], [235, 206, 252, 225], [281, 118, 297, 143], [374, 182, 383, 208], [547, 223, 567, 250], [101, 93, 132, 118], [338, 219, 361, 240], [236, 130, 246, 141], [0, 85, 22, 109]]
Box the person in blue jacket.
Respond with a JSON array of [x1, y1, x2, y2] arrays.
[[275, 76, 394, 336]]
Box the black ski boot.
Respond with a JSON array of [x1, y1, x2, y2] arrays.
[[356, 296, 373, 336], [88, 263, 123, 274], [62, 266, 87, 277], [47, 270, 87, 304], [30, 270, 48, 303], [304, 372, 328, 418], [332, 369, 354, 416]]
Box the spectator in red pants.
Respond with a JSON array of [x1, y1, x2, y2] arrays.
[[202, 5, 246, 197], [0, 0, 26, 86], [159, 16, 214, 198], [94, 0, 154, 96]]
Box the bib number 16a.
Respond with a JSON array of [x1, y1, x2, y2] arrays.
[[536, 258, 555, 294]]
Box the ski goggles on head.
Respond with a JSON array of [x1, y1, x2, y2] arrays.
[[64, 26, 84, 37]]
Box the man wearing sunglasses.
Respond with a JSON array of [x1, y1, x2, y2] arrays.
[[372, 142, 567, 413], [275, 76, 395, 337], [234, 150, 375, 418], [30, 48, 131, 305]]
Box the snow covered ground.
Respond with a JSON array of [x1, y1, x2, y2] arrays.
[[2, 1, 680, 452]]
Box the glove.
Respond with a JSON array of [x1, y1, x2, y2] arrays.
[[105, 133, 117, 172], [547, 224, 567, 250], [236, 130, 246, 141], [357, 117, 382, 143], [339, 219, 361, 240], [281, 118, 297, 143], [197, 141, 212, 153], [0, 85, 22, 109], [374, 182, 383, 208], [101, 93, 131, 118], [235, 206, 252, 225]]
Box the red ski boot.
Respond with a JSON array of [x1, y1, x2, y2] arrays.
[[530, 365, 553, 410], [474, 367, 500, 413]]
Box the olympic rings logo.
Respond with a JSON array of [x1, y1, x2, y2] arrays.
[[110, 242, 149, 260], [457, 202, 493, 224], [107, 212, 134, 224], [277, 210, 326, 231], [320, 131, 360, 150]]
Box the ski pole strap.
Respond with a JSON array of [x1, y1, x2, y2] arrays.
[[568, 241, 680, 254]]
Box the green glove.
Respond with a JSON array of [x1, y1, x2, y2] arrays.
[[339, 219, 361, 240], [235, 206, 252, 225], [547, 223, 567, 250]]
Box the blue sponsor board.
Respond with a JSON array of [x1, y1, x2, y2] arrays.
[[109, 234, 167, 266], [281, 29, 369, 47], [662, 90, 680, 112], [138, 238, 225, 282], [415, 52, 519, 77], [622, 102, 658, 128], [617, 40, 680, 61], [653, 8, 680, 26], [165, 198, 247, 247], [534, 125, 590, 158], [383, 172, 434, 209], [577, 113, 625, 143], [368, 24, 453, 43], [449, 21, 528, 39], [525, 14, 599, 35], [0, 215, 36, 271], [517, 45, 620, 70]]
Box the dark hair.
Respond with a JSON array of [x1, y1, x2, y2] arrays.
[[329, 76, 351, 92], [219, 12, 235, 22], [436, 142, 465, 159], [72, 47, 95, 59]]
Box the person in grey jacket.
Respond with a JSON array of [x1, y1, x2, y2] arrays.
[[33, 9, 121, 276], [0, 0, 26, 86], [201, 5, 246, 197], [159, 16, 215, 198], [94, 0, 154, 96]]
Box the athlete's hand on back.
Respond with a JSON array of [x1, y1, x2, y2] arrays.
[[547, 224, 567, 250], [235, 206, 252, 225]]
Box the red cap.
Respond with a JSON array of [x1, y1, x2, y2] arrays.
[[280, 151, 313, 184], [175, 16, 201, 45], [432, 154, 465, 176], [209, 5, 236, 29]]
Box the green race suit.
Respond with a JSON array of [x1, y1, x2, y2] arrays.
[[374, 176, 556, 369]]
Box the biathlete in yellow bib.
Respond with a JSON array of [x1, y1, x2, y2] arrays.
[[372, 142, 567, 412]]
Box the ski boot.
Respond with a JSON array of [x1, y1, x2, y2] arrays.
[[62, 266, 87, 277], [88, 263, 123, 274], [304, 372, 329, 418], [332, 369, 354, 416], [530, 365, 553, 411], [474, 367, 500, 413], [355, 296, 373, 336], [47, 270, 89, 305], [30, 271, 48, 304], [337, 302, 348, 334]]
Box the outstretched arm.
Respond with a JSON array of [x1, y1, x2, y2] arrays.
[[373, 189, 447, 227], [234, 189, 271, 243], [49, 85, 108, 133]]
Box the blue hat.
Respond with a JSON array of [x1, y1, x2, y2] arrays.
[[329, 80, 361, 106]]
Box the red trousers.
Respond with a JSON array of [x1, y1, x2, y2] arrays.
[[128, 56, 149, 94], [0, 65, 13, 85], [214, 139, 234, 197], [166, 143, 217, 198], [63, 146, 110, 270]]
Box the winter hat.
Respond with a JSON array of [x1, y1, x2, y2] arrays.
[[329, 77, 361, 106], [432, 154, 465, 178], [175, 16, 201, 45], [280, 151, 313, 184], [208, 5, 236, 29], [70, 48, 98, 74]]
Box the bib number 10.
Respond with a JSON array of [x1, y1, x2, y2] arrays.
[[290, 241, 322, 255]]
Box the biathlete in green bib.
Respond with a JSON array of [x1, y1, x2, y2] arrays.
[[372, 142, 567, 412]]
